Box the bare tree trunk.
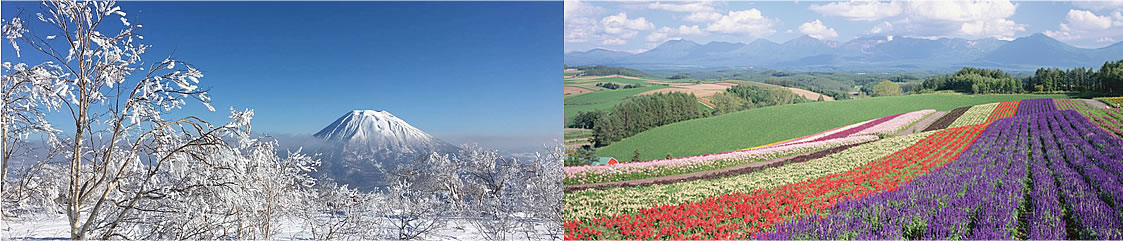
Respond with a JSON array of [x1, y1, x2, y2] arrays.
[[68, 108, 86, 240], [2, 119, 9, 188]]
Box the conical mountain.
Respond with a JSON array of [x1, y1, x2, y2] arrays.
[[314, 110, 455, 154]]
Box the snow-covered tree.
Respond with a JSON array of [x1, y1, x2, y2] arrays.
[[518, 145, 565, 239], [294, 181, 383, 240], [0, 1, 325, 239], [2, 0, 221, 237], [379, 177, 449, 240], [0, 38, 64, 193], [457, 145, 523, 240]]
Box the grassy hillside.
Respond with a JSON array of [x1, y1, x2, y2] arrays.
[[596, 93, 1070, 161], [564, 85, 676, 125]]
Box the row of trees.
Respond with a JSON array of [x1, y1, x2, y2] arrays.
[[1, 1, 563, 240], [595, 82, 641, 90], [917, 62, 1123, 94], [566, 93, 708, 147], [567, 65, 648, 77], [711, 85, 809, 115], [1027, 61, 1123, 93], [917, 67, 1023, 94], [590, 93, 707, 147]]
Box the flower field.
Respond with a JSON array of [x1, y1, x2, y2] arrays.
[[564, 132, 933, 222], [563, 98, 1123, 240], [986, 101, 1020, 122], [565, 124, 988, 240], [922, 106, 970, 132], [1016, 98, 1058, 116], [1055, 98, 1092, 111], [1096, 97, 1123, 107], [852, 110, 936, 137], [563, 135, 877, 185], [759, 110, 1123, 240], [948, 103, 998, 128], [1081, 107, 1123, 137]]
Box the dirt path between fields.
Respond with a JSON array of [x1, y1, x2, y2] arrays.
[[564, 86, 595, 95], [1083, 99, 1110, 109], [895, 111, 945, 137], [565, 142, 868, 192]]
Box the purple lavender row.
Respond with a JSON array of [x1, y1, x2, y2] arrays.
[[1037, 111, 1123, 239], [1018, 98, 1059, 116], [759, 115, 1024, 240], [758, 110, 1123, 240]]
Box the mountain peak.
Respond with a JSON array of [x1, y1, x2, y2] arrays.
[[659, 39, 700, 47], [314, 110, 453, 154]]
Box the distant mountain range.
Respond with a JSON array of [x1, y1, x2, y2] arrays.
[[565, 33, 1123, 72]]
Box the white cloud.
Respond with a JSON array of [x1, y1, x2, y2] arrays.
[[649, 1, 713, 12], [564, 0, 606, 43], [565, 0, 603, 20], [876, 0, 1026, 40], [869, 21, 893, 34], [602, 38, 627, 45], [1065, 9, 1114, 30], [1098, 37, 1117, 42], [809, 1, 902, 21], [649, 1, 722, 22], [1045, 9, 1123, 44], [565, 17, 600, 43], [1072, 0, 1123, 11], [705, 9, 778, 37], [799, 19, 839, 39], [601, 12, 654, 39], [686, 11, 723, 22], [905, 1, 1016, 22], [959, 18, 1025, 40], [646, 25, 706, 42]]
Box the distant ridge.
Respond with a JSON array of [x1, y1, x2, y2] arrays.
[[565, 33, 1123, 72]]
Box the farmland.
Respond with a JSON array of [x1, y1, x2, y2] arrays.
[[564, 97, 1123, 240], [562, 69, 833, 127], [596, 93, 1069, 162]]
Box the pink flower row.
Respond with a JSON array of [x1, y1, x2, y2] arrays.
[[853, 109, 936, 136], [563, 135, 878, 178]]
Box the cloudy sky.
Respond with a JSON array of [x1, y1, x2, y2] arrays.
[[565, 0, 1123, 53]]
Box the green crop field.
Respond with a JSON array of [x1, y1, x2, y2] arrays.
[[564, 72, 581, 76], [565, 77, 655, 89], [564, 129, 593, 140], [564, 85, 677, 125], [596, 93, 1070, 161]]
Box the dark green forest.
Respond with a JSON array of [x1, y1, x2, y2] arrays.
[[917, 60, 1123, 94]]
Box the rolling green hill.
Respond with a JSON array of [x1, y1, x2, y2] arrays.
[[596, 93, 1070, 161]]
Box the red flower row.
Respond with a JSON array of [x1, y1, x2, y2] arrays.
[[564, 124, 989, 240], [985, 101, 1019, 123]]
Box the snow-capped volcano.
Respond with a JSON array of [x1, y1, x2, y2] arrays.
[[314, 110, 454, 154], [313, 110, 459, 191]]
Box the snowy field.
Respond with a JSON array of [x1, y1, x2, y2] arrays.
[[2, 214, 560, 240]]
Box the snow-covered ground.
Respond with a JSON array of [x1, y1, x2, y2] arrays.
[[3, 214, 559, 240]]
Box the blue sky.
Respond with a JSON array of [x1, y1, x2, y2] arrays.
[[565, 1, 1123, 53], [2, 2, 561, 147]]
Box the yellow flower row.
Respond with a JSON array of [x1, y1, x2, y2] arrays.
[[948, 103, 998, 128]]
